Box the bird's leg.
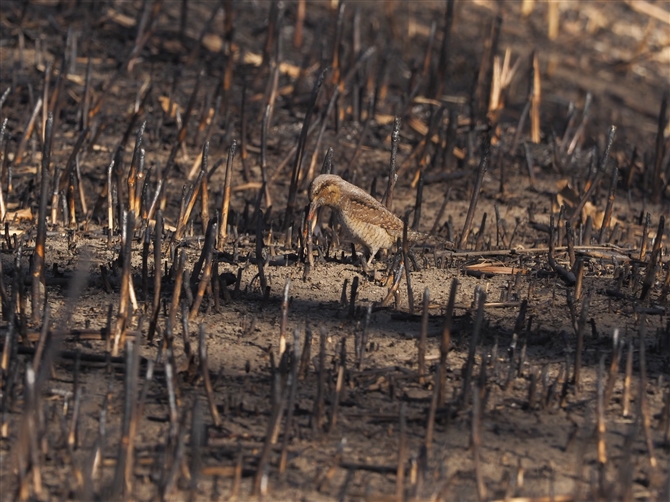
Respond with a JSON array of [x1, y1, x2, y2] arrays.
[[360, 256, 371, 275], [366, 246, 379, 269], [350, 243, 359, 264]]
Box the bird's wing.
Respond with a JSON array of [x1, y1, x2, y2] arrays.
[[345, 195, 405, 235]]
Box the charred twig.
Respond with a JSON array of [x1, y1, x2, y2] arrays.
[[573, 293, 590, 393], [596, 354, 607, 466], [598, 164, 618, 244], [31, 112, 53, 322], [418, 288, 429, 384], [457, 139, 489, 250], [461, 289, 486, 408], [199, 324, 221, 427], [568, 126, 616, 225], [312, 327, 327, 433], [396, 403, 407, 500], [283, 68, 327, 230], [638, 318, 657, 467], [440, 279, 457, 405], [217, 141, 237, 251], [111, 337, 141, 498], [548, 214, 576, 285], [640, 215, 664, 301], [651, 92, 668, 204], [328, 343, 345, 432], [402, 216, 415, 314], [252, 365, 290, 495], [189, 221, 217, 320], [255, 210, 268, 294], [14, 98, 42, 166], [383, 117, 401, 209], [279, 328, 300, 474], [472, 387, 487, 501], [622, 336, 633, 418], [147, 211, 162, 343], [432, 0, 455, 98], [176, 145, 207, 241], [279, 279, 290, 356], [425, 362, 440, 451], [604, 329, 622, 406]]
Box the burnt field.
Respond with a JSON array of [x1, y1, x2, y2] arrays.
[[0, 0, 669, 500]]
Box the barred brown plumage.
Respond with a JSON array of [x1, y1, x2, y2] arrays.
[[307, 174, 428, 266]]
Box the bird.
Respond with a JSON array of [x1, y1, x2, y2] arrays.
[[307, 174, 427, 266]]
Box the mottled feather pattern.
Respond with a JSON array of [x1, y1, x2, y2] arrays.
[[308, 174, 430, 264]]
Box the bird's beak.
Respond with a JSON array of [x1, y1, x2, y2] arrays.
[[307, 201, 318, 223], [303, 201, 318, 244]]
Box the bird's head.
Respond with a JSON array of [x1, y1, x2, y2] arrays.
[[307, 174, 344, 222]]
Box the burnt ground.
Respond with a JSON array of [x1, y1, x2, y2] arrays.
[[0, 0, 669, 500]]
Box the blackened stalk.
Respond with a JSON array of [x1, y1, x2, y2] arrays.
[[176, 151, 207, 240], [110, 337, 140, 497], [169, 251, 186, 329], [461, 289, 486, 408], [14, 98, 42, 166], [31, 112, 53, 322], [164, 71, 202, 178], [622, 336, 633, 417], [429, 187, 451, 236], [596, 354, 607, 465], [457, 139, 490, 250], [57, 126, 90, 192], [189, 221, 217, 320], [260, 105, 273, 208], [425, 363, 440, 450], [412, 171, 424, 231], [283, 68, 327, 230], [573, 293, 590, 393], [472, 388, 487, 501], [279, 328, 300, 474], [396, 403, 407, 500], [598, 164, 618, 244], [147, 211, 162, 343], [548, 214, 576, 285], [141, 227, 150, 302], [604, 330, 622, 406], [252, 370, 290, 496], [199, 323, 221, 426], [200, 172, 210, 234], [188, 398, 203, 502], [81, 56, 92, 131], [107, 157, 115, 242], [529, 52, 541, 144], [383, 117, 401, 209], [568, 126, 616, 225], [432, 0, 455, 98], [348, 276, 359, 318], [126, 122, 146, 214], [418, 288, 430, 384], [640, 212, 651, 261], [217, 141, 237, 251], [32, 304, 50, 374], [640, 215, 664, 301], [279, 279, 290, 357], [255, 210, 268, 294], [306, 88, 340, 183], [312, 327, 327, 433], [440, 279, 458, 405], [402, 216, 415, 314], [651, 93, 668, 204], [638, 318, 657, 467], [113, 211, 135, 356]]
